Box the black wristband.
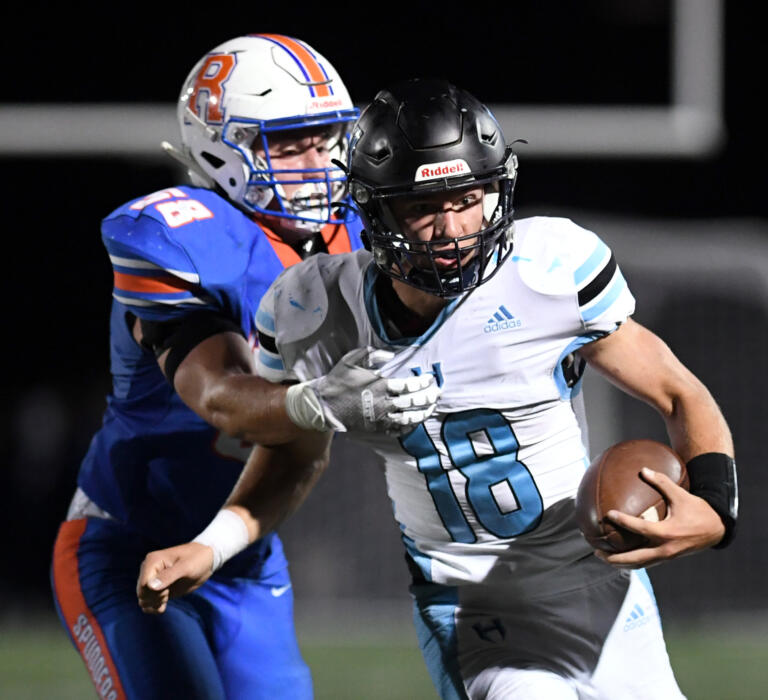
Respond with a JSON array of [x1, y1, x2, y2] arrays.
[[686, 452, 738, 549]]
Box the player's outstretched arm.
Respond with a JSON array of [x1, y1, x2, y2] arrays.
[[136, 316, 440, 443], [169, 329, 303, 444], [137, 430, 333, 614], [133, 313, 304, 445], [579, 318, 737, 566]]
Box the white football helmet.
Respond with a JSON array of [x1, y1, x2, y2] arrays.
[[166, 34, 359, 232]]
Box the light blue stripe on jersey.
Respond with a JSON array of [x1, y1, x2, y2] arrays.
[[580, 270, 627, 322], [411, 583, 468, 700], [574, 239, 610, 287], [403, 535, 434, 582], [258, 350, 284, 371], [363, 264, 459, 346], [255, 307, 275, 333], [635, 568, 658, 606], [553, 333, 606, 400]]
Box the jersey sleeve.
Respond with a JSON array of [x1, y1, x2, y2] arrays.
[[253, 255, 333, 383], [516, 217, 635, 336], [254, 279, 295, 383], [101, 187, 220, 322], [570, 224, 635, 334], [254, 250, 368, 384]]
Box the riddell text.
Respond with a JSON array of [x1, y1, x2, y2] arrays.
[[309, 98, 343, 110], [421, 163, 467, 178]]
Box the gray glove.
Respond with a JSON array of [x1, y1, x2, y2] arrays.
[[284, 347, 440, 434]]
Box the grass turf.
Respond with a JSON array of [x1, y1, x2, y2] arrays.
[[1, 619, 765, 699]]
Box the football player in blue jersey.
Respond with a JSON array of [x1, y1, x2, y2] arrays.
[[137, 79, 738, 699], [51, 38, 439, 700]]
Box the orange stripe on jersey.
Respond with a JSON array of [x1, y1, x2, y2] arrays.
[[260, 221, 354, 268], [258, 34, 332, 97], [52, 520, 127, 699], [323, 222, 354, 256], [113, 270, 196, 295], [261, 223, 303, 268]]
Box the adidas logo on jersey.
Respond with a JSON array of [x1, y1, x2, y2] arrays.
[[484, 305, 522, 333], [623, 603, 654, 632]]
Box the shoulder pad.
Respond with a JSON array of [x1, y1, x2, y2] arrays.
[[513, 216, 608, 297], [102, 186, 199, 277], [102, 186, 250, 273], [271, 250, 369, 346], [102, 186, 283, 320]]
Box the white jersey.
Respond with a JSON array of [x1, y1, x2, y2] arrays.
[[257, 216, 635, 595]]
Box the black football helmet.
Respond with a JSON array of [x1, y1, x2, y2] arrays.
[[348, 79, 518, 297]]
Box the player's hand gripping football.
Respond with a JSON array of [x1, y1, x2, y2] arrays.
[[136, 542, 215, 614], [595, 467, 726, 569], [285, 347, 441, 434]]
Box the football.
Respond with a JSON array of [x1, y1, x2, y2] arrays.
[[575, 439, 689, 553]]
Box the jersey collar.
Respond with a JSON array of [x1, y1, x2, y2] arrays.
[[362, 263, 460, 347]]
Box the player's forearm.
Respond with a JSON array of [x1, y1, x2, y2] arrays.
[[582, 320, 733, 460], [167, 330, 310, 444], [199, 373, 307, 445], [191, 434, 331, 571], [661, 377, 734, 462], [646, 366, 737, 549], [223, 434, 332, 543]]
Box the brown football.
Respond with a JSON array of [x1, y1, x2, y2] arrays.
[[575, 439, 689, 553]]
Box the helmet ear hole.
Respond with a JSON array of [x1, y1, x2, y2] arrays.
[[201, 152, 226, 169], [480, 131, 498, 145]]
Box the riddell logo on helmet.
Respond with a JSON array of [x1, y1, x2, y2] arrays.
[[308, 98, 344, 112], [414, 159, 470, 182]]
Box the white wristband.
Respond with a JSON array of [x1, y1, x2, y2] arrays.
[[192, 509, 251, 572], [285, 382, 328, 432]]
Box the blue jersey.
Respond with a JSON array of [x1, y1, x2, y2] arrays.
[[76, 185, 363, 548]]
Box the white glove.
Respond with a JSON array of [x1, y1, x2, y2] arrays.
[[284, 347, 440, 434]]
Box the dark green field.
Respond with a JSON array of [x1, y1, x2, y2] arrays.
[[2, 617, 765, 699]]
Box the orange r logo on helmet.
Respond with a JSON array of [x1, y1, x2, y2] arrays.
[[189, 53, 236, 124]]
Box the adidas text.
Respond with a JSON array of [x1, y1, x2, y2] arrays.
[[484, 319, 522, 333], [484, 305, 522, 333]]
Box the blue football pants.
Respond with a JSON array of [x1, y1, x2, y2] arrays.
[[51, 517, 313, 700]]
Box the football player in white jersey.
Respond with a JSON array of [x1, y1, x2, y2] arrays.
[[138, 79, 738, 699]]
